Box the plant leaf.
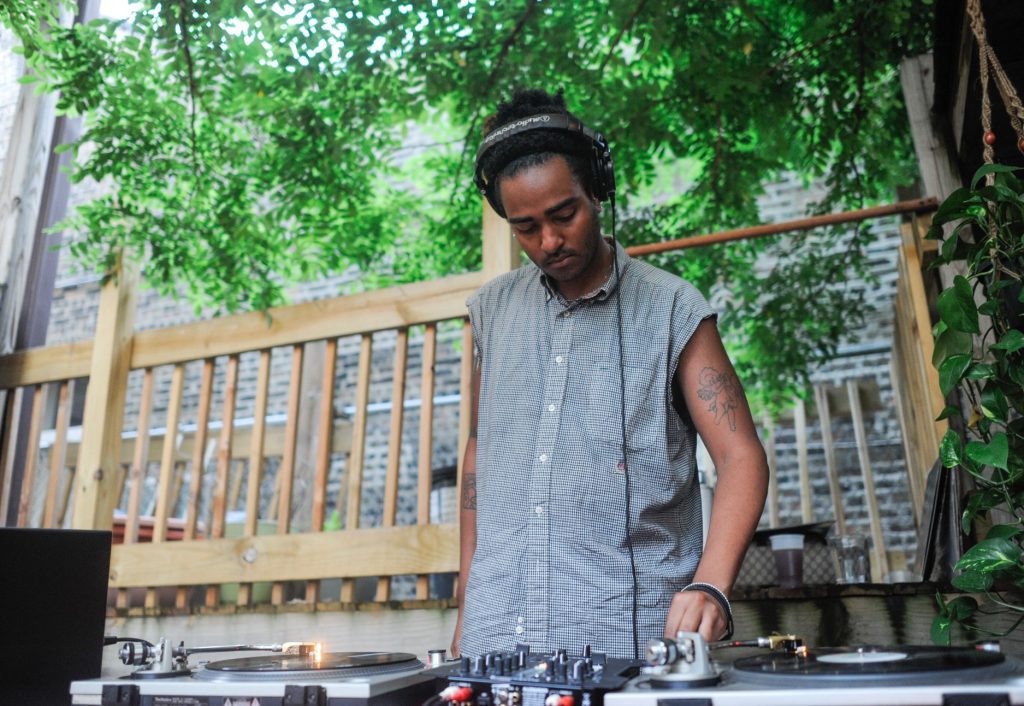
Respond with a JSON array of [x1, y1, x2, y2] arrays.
[[981, 386, 1010, 422], [933, 327, 974, 366], [987, 524, 1024, 540], [936, 405, 962, 421], [965, 432, 1009, 470], [992, 329, 1024, 353], [955, 536, 1021, 573], [937, 276, 980, 334], [972, 163, 1022, 190], [952, 570, 993, 592], [939, 354, 972, 395], [940, 428, 963, 468]]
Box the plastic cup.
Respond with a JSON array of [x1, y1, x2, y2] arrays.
[[829, 534, 869, 584], [769, 533, 805, 588]]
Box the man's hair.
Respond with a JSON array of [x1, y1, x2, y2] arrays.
[[477, 88, 595, 212]]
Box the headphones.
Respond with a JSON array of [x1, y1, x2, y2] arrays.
[[473, 112, 616, 218]]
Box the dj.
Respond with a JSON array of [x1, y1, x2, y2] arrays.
[[452, 88, 769, 660]]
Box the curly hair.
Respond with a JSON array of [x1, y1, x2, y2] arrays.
[[476, 88, 595, 214]]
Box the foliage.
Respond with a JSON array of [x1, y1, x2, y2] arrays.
[[928, 164, 1024, 645], [3, 0, 933, 410]]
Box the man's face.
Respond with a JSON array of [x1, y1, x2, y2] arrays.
[[498, 155, 608, 300]]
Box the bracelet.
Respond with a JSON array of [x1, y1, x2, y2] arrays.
[[681, 582, 734, 640]]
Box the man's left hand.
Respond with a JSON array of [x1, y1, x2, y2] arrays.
[[663, 590, 727, 643]]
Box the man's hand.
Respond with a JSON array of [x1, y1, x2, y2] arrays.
[[663, 590, 726, 643]]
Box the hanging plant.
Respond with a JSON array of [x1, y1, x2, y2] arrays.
[[929, 163, 1024, 644]]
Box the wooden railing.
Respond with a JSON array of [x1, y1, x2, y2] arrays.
[[0, 270, 483, 609], [0, 197, 945, 606]]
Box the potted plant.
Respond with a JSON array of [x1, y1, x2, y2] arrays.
[[928, 163, 1024, 644]]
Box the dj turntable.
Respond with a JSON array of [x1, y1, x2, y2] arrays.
[[69, 637, 436, 706], [427, 634, 1024, 706]]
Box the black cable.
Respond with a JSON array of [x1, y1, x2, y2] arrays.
[[609, 193, 640, 661]]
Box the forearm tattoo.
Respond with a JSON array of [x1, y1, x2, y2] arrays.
[[697, 366, 739, 432], [462, 472, 477, 510]]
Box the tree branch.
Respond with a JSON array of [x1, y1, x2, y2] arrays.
[[597, 0, 650, 75]]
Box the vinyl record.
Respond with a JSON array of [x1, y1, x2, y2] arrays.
[[195, 651, 423, 682], [730, 646, 1013, 688]]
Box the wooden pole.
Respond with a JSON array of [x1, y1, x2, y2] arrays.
[[814, 384, 847, 535], [794, 397, 813, 523], [71, 258, 137, 530], [482, 200, 518, 280], [416, 324, 437, 600], [847, 379, 890, 582], [377, 328, 408, 601]]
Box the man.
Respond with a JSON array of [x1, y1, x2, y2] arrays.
[[452, 88, 768, 659]]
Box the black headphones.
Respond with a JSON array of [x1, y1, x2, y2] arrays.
[[473, 112, 616, 218]]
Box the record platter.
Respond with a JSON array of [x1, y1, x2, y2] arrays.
[[69, 637, 436, 706]]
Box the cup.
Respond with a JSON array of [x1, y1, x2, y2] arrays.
[[829, 534, 869, 584], [769, 533, 805, 588]]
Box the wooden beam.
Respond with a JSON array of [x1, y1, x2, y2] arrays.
[[128, 274, 482, 370], [43, 381, 73, 528], [342, 334, 373, 602], [152, 364, 185, 543], [108, 524, 459, 587], [239, 350, 272, 607], [272, 345, 304, 605], [847, 379, 890, 582], [306, 338, 337, 603], [794, 397, 812, 524], [0, 388, 23, 522], [416, 323, 437, 600], [377, 328, 408, 602], [482, 199, 518, 280], [71, 260, 137, 530], [626, 199, 938, 257], [814, 384, 846, 536], [17, 385, 45, 527]]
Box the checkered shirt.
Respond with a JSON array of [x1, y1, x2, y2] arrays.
[[460, 240, 716, 658]]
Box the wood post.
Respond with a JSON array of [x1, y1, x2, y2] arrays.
[[482, 200, 518, 280], [70, 259, 137, 530], [794, 397, 812, 523], [814, 384, 847, 535], [847, 379, 890, 581]]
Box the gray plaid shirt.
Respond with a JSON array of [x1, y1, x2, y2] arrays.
[[461, 241, 715, 658]]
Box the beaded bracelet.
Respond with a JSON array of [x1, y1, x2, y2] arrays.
[[681, 582, 734, 640]]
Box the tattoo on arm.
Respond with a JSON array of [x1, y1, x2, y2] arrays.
[[462, 472, 477, 510], [696, 366, 739, 432]]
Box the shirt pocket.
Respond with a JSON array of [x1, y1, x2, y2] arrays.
[[584, 364, 661, 453]]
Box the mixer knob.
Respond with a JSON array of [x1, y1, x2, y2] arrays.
[[472, 656, 484, 675], [555, 649, 567, 664], [555, 661, 568, 680], [571, 660, 585, 683], [460, 656, 471, 675], [517, 651, 528, 669]]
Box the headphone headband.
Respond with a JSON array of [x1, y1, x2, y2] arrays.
[[473, 111, 615, 218]]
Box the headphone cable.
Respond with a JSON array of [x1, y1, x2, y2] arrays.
[[609, 194, 640, 661]]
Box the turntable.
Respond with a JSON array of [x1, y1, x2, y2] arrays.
[[604, 633, 1024, 706], [69, 637, 437, 706]]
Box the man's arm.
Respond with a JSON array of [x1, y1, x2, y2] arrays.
[[663, 318, 769, 642], [451, 361, 481, 657]]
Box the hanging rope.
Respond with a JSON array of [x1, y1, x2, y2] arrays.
[[966, 0, 1024, 183]]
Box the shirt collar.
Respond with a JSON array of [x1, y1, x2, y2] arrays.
[[539, 238, 630, 304]]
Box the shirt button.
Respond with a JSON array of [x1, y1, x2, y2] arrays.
[[555, 355, 564, 364], [517, 616, 525, 624], [515, 626, 524, 635], [539, 453, 548, 463], [535, 505, 544, 515], [547, 404, 556, 412]]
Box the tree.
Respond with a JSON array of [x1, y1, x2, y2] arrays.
[[3, 0, 933, 410]]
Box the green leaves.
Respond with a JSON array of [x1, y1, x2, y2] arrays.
[[937, 276, 980, 334], [965, 433, 1009, 470], [940, 428, 963, 469]]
